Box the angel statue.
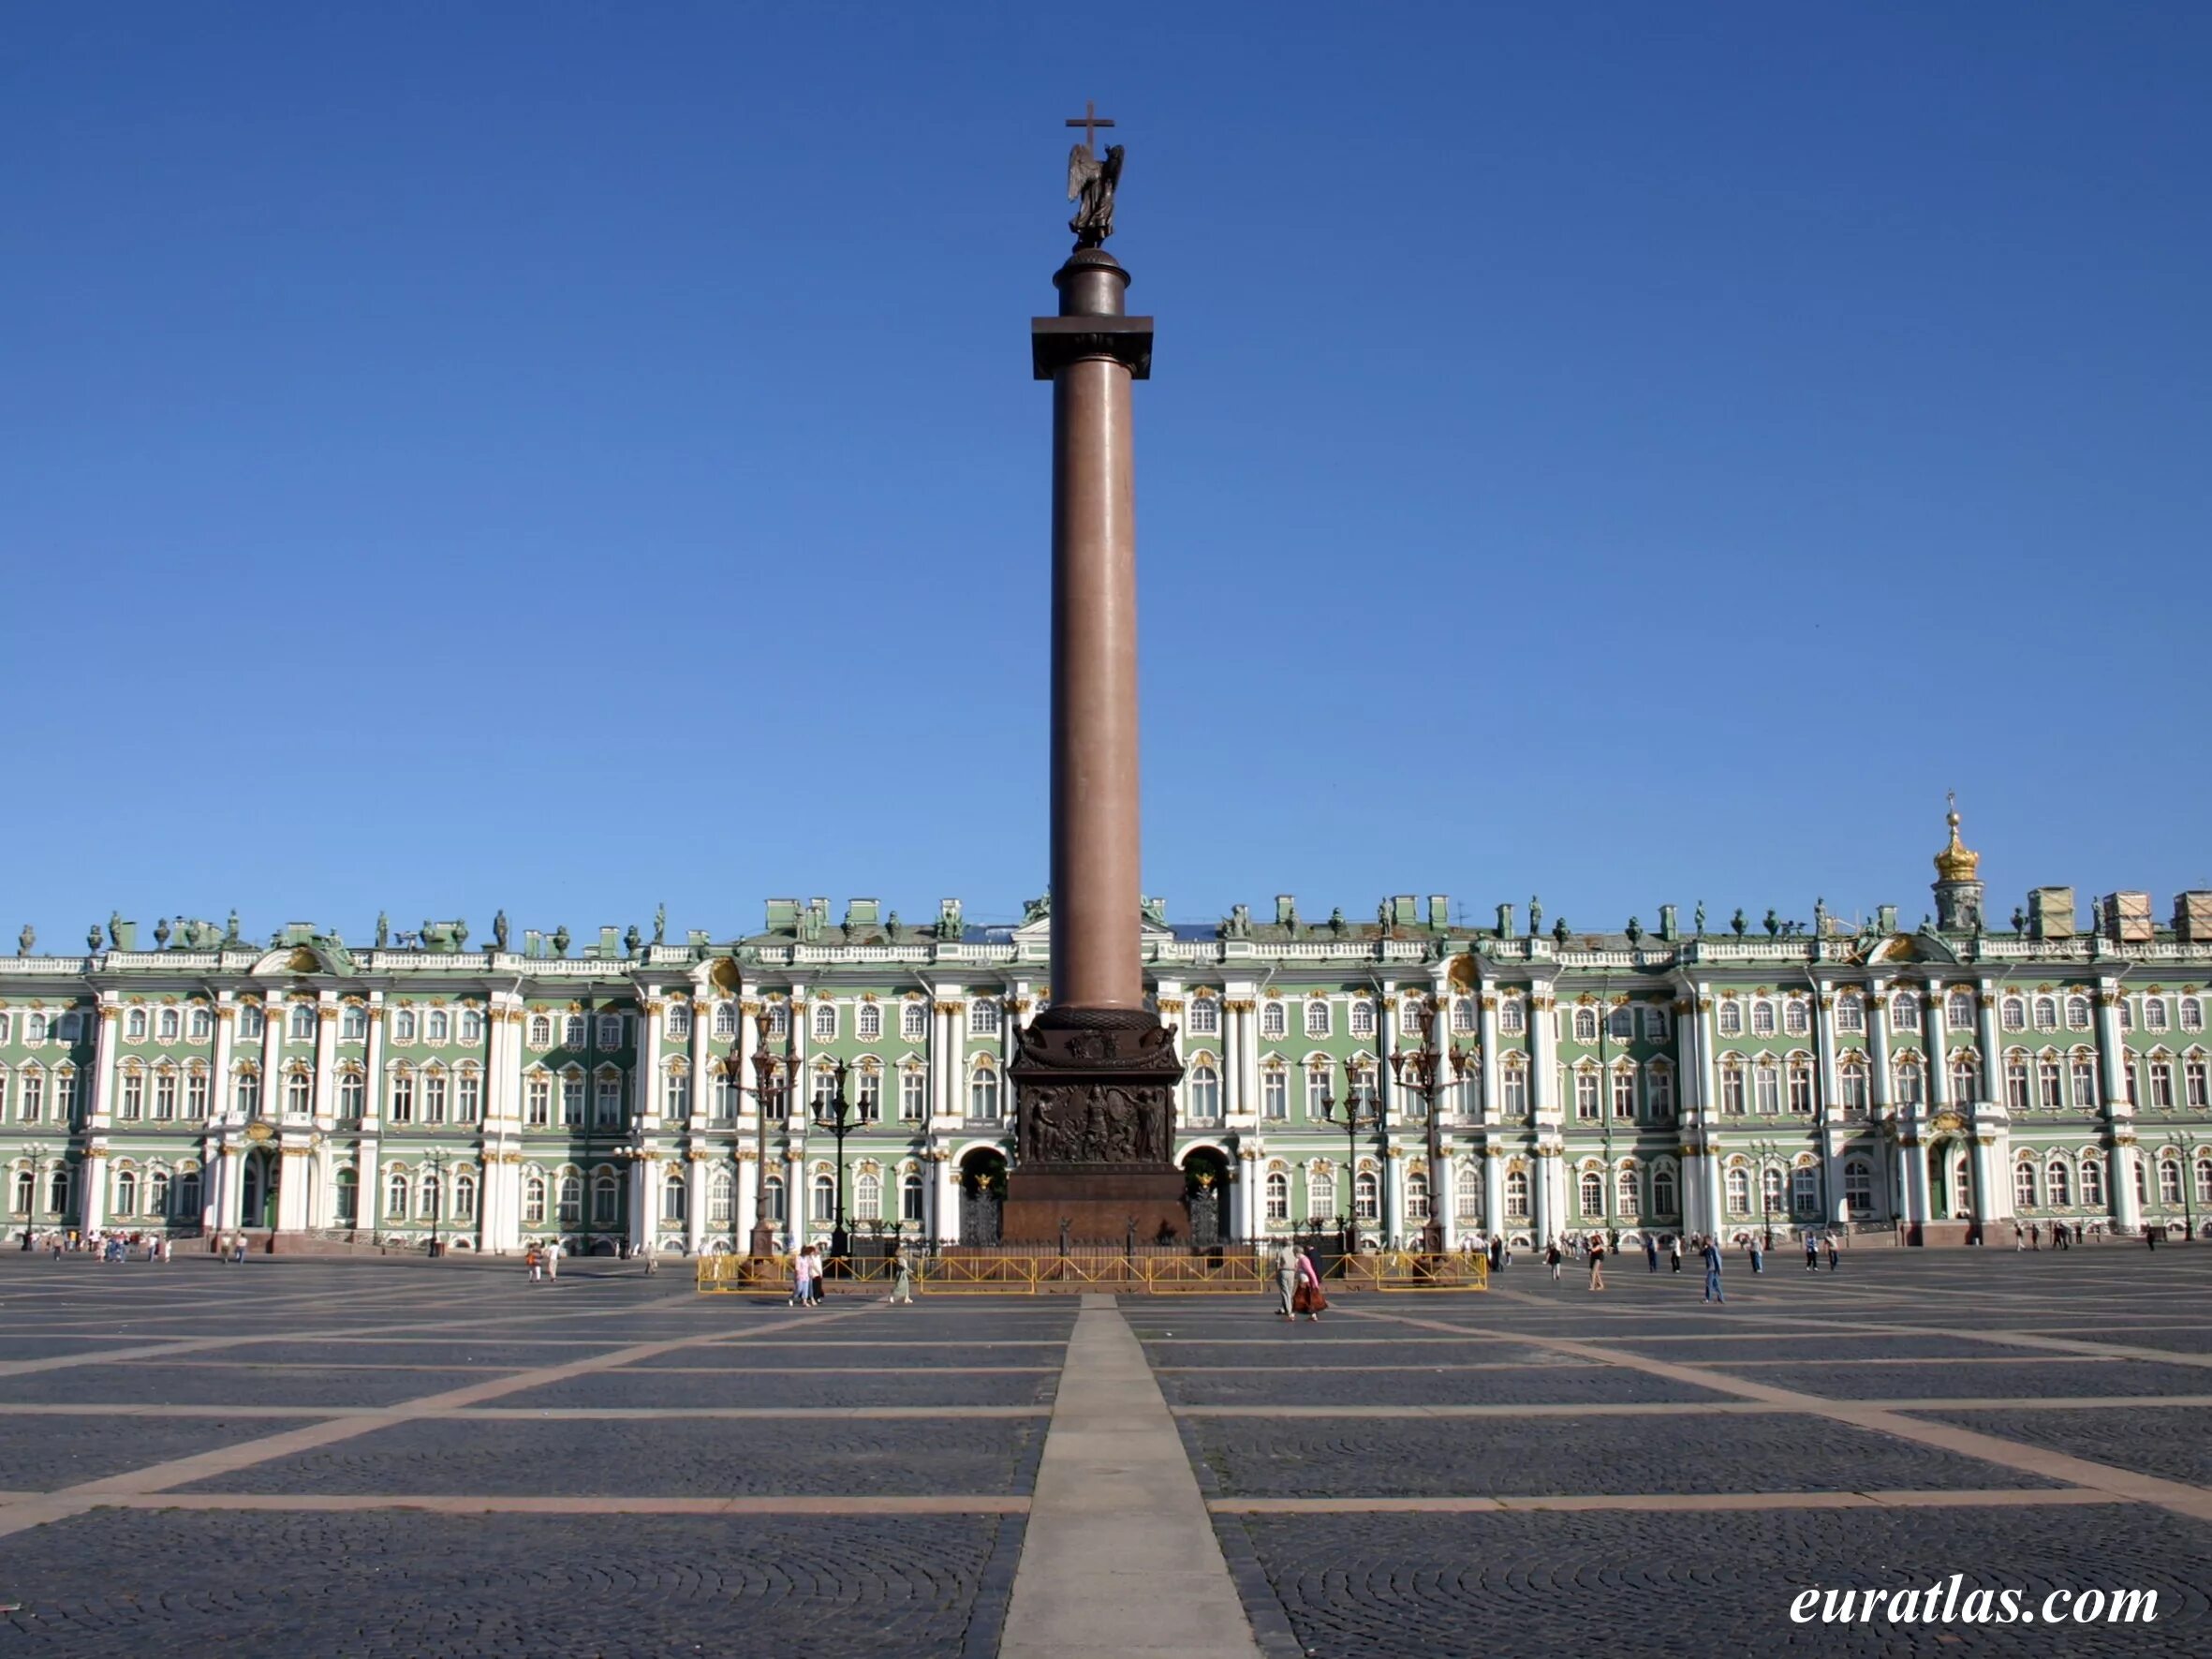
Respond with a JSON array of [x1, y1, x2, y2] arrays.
[[1068, 141, 1124, 246]]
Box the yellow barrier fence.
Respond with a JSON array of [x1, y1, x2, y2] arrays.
[[697, 1250, 1485, 1296]]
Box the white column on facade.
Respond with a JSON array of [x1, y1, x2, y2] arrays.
[[259, 1002, 282, 1121], [730, 998, 755, 1124], [1689, 990, 1724, 1232], [639, 996, 664, 1125], [1925, 982, 1952, 1112], [1528, 984, 1558, 1120], [635, 1154, 662, 1252], [1530, 1150, 1554, 1245], [215, 1143, 245, 1232], [2098, 984, 2141, 1233], [275, 1146, 312, 1232], [89, 997, 121, 1128], [313, 995, 339, 1126], [1976, 981, 2004, 1109], [2095, 982, 2130, 1107], [935, 1149, 959, 1246], [1814, 992, 1846, 1224], [736, 1151, 759, 1245], [80, 1148, 108, 1232], [209, 999, 237, 1128], [1376, 984, 1398, 1122], [783, 1148, 804, 1253], [1381, 1144, 1403, 1248], [1482, 1147, 1504, 1242], [1477, 991, 1500, 1127], [358, 999, 386, 1243], [1236, 1146, 1258, 1239], [1232, 992, 1261, 1121]]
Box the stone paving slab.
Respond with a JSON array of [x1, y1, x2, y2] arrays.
[[1156, 1365, 1734, 1408], [173, 1414, 1047, 1498], [1218, 1504, 2208, 1658], [1732, 1360, 2212, 1401], [0, 1365, 509, 1408], [0, 1413, 296, 1489], [0, 1508, 1013, 1658], [492, 1368, 1058, 1410], [1184, 1411, 2071, 1499], [1908, 1407, 2212, 1489]]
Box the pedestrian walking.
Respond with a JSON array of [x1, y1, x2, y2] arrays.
[[526, 1244, 543, 1282], [544, 1237, 561, 1280], [2014, 1222, 2026, 1251], [1293, 1247, 1326, 1322], [1804, 1229, 1820, 1272], [1747, 1237, 1763, 1275], [1701, 1235, 1726, 1304], [1273, 1239, 1300, 1318], [1587, 1237, 1606, 1292], [1546, 1239, 1563, 1283], [1824, 1231, 1840, 1271], [887, 1243, 915, 1305], [790, 1246, 812, 1305], [1668, 1236, 1683, 1274], [641, 1240, 657, 1276], [1645, 1235, 1659, 1273]]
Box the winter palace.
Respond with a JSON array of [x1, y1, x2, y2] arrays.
[[5, 811, 2210, 1254]]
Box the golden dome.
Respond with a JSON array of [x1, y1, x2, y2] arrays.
[[1934, 807, 1980, 883]]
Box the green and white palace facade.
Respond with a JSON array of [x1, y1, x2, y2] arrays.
[[6, 814, 2211, 1253]]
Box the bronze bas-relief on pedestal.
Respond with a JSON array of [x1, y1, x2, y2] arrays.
[[1005, 1009, 1187, 1244]]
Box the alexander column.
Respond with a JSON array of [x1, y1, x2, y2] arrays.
[[1004, 105, 1187, 1245]]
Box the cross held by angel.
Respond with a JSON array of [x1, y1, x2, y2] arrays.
[[1065, 99, 1123, 247]]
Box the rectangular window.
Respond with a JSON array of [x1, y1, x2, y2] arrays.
[[1262, 1072, 1288, 1121], [1574, 1070, 1600, 1119], [899, 1070, 927, 1121], [1646, 1067, 1674, 1121], [187, 1070, 210, 1118], [597, 1015, 626, 1048], [665, 1073, 689, 1118], [1304, 1070, 1329, 1118], [1836, 998, 1864, 1033], [1501, 1067, 1526, 1114], [561, 1075, 584, 1126], [595, 1076, 623, 1126], [1721, 1069, 1746, 1113], [1187, 999, 1218, 1036], [1788, 1068, 1813, 1113], [1611, 1068, 1636, 1120], [1841, 1068, 1869, 1114], [339, 1073, 365, 1120]]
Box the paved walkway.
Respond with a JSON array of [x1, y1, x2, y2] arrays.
[[1002, 1296, 1258, 1658], [3, 1251, 2210, 1655]]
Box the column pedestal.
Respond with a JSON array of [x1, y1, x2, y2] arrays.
[[1004, 1008, 1185, 1245]]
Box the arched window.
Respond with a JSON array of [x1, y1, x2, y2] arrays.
[[901, 1000, 928, 1041], [855, 1171, 881, 1222], [1305, 1000, 1331, 1039], [2033, 997, 2058, 1032], [1261, 1001, 1287, 1040], [1187, 996, 1219, 1036], [1788, 1059, 1814, 1114], [1352, 1170, 1379, 1221], [1750, 1000, 1776, 1037], [1783, 999, 1809, 1036], [2195, 1158, 2212, 1207], [968, 1062, 1000, 1119], [1349, 1000, 1375, 1037], [557, 1174, 582, 1224], [2046, 1160, 2072, 1207], [453, 1172, 478, 1222], [1725, 1166, 1750, 1216], [1617, 1167, 1640, 1216], [661, 1178, 686, 1223], [810, 1171, 835, 1222], [901, 1170, 925, 1224], [857, 1001, 882, 1041], [386, 1170, 410, 1221], [1652, 1166, 1679, 1217], [156, 1007, 180, 1043], [458, 1009, 483, 1044], [2066, 995, 2092, 1030], [523, 1173, 548, 1226], [1894, 1054, 1924, 1105], [1264, 1171, 1289, 1221], [528, 1014, 553, 1047], [1405, 999, 1432, 1038], [2183, 998, 2205, 1033], [1404, 1169, 1430, 1222], [2014, 1162, 2038, 1210], [2145, 998, 2170, 1032], [1944, 1050, 1977, 1101], [1308, 1166, 1336, 1219], [2080, 1156, 2103, 1207], [418, 1172, 440, 1221], [289, 1003, 318, 1041], [1187, 1063, 1220, 1120], [1717, 1001, 1743, 1037], [813, 1000, 839, 1040], [709, 1167, 735, 1224], [1499, 998, 1526, 1035], [1761, 1166, 1785, 1214], [592, 1171, 621, 1225], [392, 1009, 418, 1044], [1451, 998, 1475, 1034], [47, 1164, 71, 1216], [2071, 1052, 2099, 1109], [1844, 1160, 1873, 1215], [1889, 993, 1921, 1031], [715, 1000, 742, 1039], [1836, 995, 1864, 1033], [125, 1007, 148, 1042], [1500, 1057, 1528, 1115], [1572, 1006, 1599, 1044], [1944, 990, 1973, 1028], [1577, 1169, 1603, 1219], [763, 1174, 787, 1222], [114, 1168, 139, 1215], [234, 1065, 261, 1118], [175, 1168, 200, 1217], [1504, 1168, 1529, 1219], [191, 1004, 214, 1040], [563, 1015, 587, 1047]]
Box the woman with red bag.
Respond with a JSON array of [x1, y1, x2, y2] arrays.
[[1292, 1247, 1327, 1322]]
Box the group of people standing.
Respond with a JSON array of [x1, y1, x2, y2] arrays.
[[23, 1229, 174, 1263]]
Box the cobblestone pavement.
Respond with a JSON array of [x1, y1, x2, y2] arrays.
[[4, 1250, 2211, 1655]]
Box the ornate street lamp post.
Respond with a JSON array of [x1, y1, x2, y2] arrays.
[[423, 1147, 450, 1258], [747, 1008, 797, 1263], [812, 1058, 863, 1267], [1386, 1000, 1474, 1254], [1318, 1068, 1384, 1256]]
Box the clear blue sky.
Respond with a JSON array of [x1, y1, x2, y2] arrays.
[[5, 2, 2207, 947]]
